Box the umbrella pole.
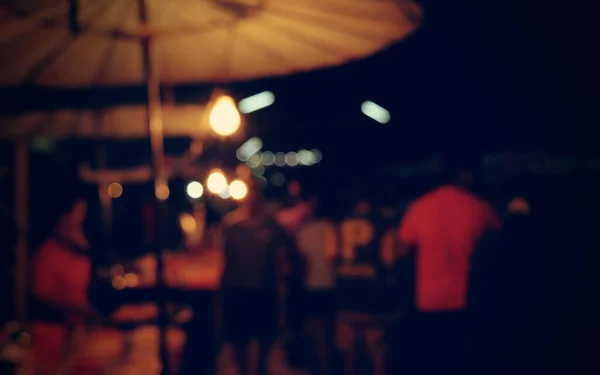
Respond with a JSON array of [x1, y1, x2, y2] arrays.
[[14, 138, 28, 322], [138, 1, 170, 374]]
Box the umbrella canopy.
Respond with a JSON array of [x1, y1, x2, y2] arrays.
[[0, 0, 422, 87], [0, 105, 209, 139]]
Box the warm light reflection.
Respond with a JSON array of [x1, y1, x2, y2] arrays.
[[207, 170, 228, 194], [209, 96, 241, 136], [186, 181, 204, 199], [179, 213, 197, 234], [156, 184, 170, 200], [508, 197, 530, 215], [124, 273, 139, 288], [108, 182, 123, 198], [112, 276, 126, 290], [229, 180, 248, 200]]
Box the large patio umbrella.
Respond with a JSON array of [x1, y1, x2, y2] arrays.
[[0, 0, 422, 87], [0, 1, 422, 373]]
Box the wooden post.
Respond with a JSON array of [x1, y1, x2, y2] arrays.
[[14, 139, 28, 322], [138, 1, 170, 374]]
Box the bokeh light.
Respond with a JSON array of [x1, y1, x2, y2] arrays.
[[286, 152, 299, 166], [179, 213, 197, 234], [108, 182, 123, 198], [207, 170, 228, 194], [186, 181, 204, 199], [229, 180, 248, 200], [209, 95, 241, 136], [274, 152, 286, 167], [262, 152, 274, 166], [156, 183, 170, 200], [271, 172, 285, 186]]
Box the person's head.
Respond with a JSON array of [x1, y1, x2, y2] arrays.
[[288, 179, 301, 200], [442, 152, 482, 189], [55, 198, 87, 236], [507, 196, 530, 216], [353, 199, 372, 216]]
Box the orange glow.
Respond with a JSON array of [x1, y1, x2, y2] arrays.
[[108, 182, 123, 198], [112, 276, 126, 290], [124, 273, 139, 288], [156, 184, 170, 200], [508, 197, 530, 215]]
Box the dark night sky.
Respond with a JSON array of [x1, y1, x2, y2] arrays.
[[0, 0, 597, 165]]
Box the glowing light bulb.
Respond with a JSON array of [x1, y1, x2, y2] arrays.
[[229, 180, 248, 200], [108, 182, 123, 198], [209, 96, 241, 136], [207, 170, 228, 194], [186, 181, 204, 199]]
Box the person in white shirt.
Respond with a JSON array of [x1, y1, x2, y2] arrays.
[[295, 196, 338, 375]]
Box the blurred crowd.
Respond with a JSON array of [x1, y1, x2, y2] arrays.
[[2, 155, 594, 375]]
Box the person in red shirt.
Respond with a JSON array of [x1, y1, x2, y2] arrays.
[[30, 197, 96, 375], [397, 156, 500, 374]]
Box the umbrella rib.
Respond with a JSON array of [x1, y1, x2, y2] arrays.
[[21, 0, 122, 85], [266, 7, 407, 44], [255, 18, 346, 58]]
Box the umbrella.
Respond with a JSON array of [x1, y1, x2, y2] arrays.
[[0, 0, 422, 87]]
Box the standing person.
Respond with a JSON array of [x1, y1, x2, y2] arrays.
[[30, 197, 97, 375], [396, 156, 500, 375], [220, 191, 292, 375], [470, 197, 546, 374], [295, 195, 338, 375], [336, 199, 394, 375]]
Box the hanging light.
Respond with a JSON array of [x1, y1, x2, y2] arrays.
[[206, 169, 228, 194], [209, 95, 241, 136], [229, 180, 248, 200], [186, 181, 204, 199]]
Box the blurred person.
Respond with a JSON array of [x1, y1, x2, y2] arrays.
[[220, 190, 294, 375], [275, 186, 312, 370], [336, 199, 395, 375], [178, 204, 222, 375], [469, 196, 541, 374], [30, 196, 97, 375], [396, 155, 500, 375], [294, 195, 338, 375]]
